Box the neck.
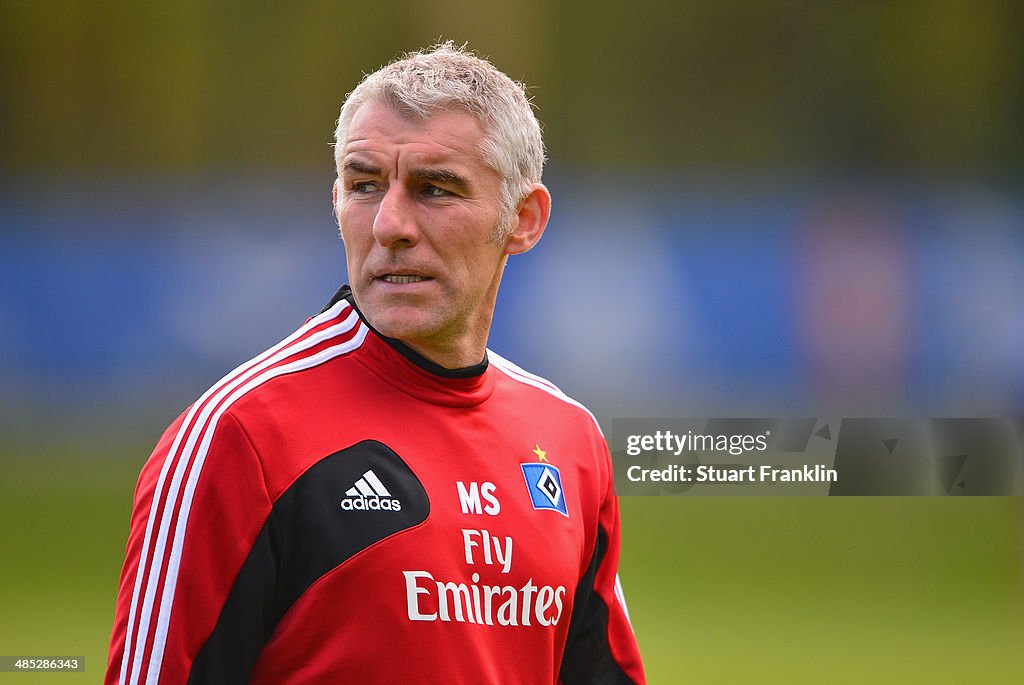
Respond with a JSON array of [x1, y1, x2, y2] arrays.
[[397, 265, 502, 370], [399, 336, 488, 370]]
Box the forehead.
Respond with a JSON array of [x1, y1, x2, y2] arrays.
[[342, 101, 489, 169]]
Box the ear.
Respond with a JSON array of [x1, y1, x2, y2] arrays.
[[332, 178, 342, 231], [504, 183, 551, 256]]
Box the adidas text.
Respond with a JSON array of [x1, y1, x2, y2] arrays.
[[341, 496, 402, 511]]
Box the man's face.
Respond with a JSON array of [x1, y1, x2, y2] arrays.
[[335, 102, 510, 366]]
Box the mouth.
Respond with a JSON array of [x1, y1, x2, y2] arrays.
[[374, 273, 433, 285]]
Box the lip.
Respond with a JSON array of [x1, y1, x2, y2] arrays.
[[370, 272, 435, 286], [370, 267, 432, 279]]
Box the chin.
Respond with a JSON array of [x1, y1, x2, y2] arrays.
[[366, 308, 440, 343]]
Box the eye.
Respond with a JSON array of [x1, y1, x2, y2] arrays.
[[423, 184, 451, 198], [349, 181, 377, 194]]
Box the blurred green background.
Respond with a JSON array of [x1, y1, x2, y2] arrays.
[[2, 447, 1021, 683], [2, 1, 1023, 682], [3, 0, 1023, 173]]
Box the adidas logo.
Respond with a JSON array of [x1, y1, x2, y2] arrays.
[[341, 469, 402, 511]]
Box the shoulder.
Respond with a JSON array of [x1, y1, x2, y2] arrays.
[[487, 349, 604, 437], [487, 350, 615, 521], [210, 298, 368, 410], [138, 299, 372, 501], [171, 298, 370, 449]]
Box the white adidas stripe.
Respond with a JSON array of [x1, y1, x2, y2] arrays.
[[120, 299, 353, 685], [120, 300, 362, 685], [362, 469, 392, 497], [487, 350, 604, 436], [126, 303, 359, 685], [614, 573, 634, 631], [345, 470, 391, 498], [146, 324, 369, 684], [487, 349, 560, 392]]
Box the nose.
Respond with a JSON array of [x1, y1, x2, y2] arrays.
[[372, 186, 419, 247]]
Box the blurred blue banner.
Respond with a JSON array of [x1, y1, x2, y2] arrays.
[[2, 173, 1023, 432]]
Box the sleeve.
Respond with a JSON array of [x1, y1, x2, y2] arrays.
[[106, 409, 274, 685], [559, 440, 646, 684]]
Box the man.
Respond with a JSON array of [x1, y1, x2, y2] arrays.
[[107, 42, 645, 684]]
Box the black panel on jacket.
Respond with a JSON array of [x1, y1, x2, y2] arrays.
[[188, 440, 430, 684], [559, 526, 635, 685]]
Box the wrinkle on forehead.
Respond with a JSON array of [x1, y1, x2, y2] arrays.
[[341, 104, 486, 159], [343, 137, 470, 157]]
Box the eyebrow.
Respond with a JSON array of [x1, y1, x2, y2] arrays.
[[342, 159, 472, 193], [342, 159, 380, 176], [410, 167, 471, 193]]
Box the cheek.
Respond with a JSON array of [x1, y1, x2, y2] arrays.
[[339, 224, 371, 272], [455, 247, 504, 288], [338, 209, 369, 244]]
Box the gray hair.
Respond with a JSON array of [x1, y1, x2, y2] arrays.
[[334, 42, 545, 237]]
